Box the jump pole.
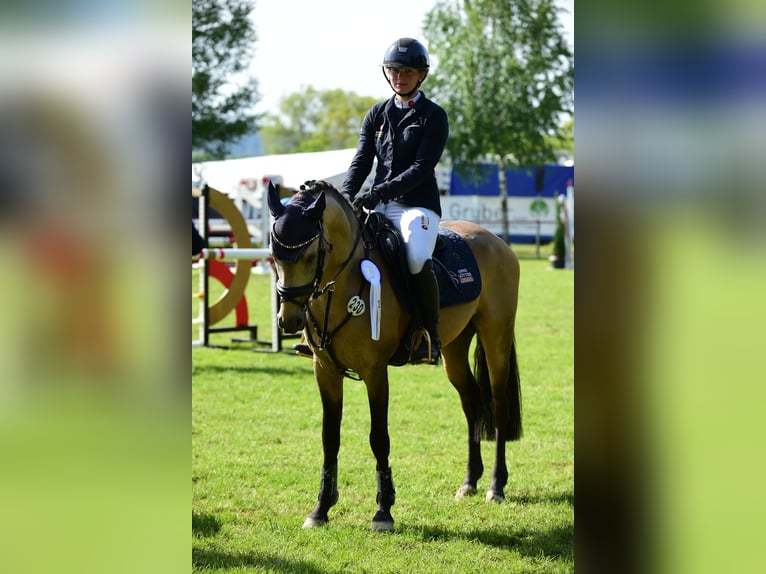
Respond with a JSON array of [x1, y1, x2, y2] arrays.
[[193, 184, 290, 351], [199, 248, 271, 260], [195, 247, 282, 351]]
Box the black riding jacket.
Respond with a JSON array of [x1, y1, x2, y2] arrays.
[[341, 93, 449, 217]]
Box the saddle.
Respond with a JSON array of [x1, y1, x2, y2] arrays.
[[362, 212, 482, 366]]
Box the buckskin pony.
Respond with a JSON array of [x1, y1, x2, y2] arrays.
[[267, 180, 522, 531]]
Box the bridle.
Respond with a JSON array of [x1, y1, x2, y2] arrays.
[[271, 215, 366, 353], [272, 227, 330, 306]]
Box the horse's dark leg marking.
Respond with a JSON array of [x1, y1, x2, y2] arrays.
[[487, 430, 508, 502], [442, 326, 484, 498], [485, 338, 513, 503], [372, 466, 396, 532], [303, 463, 339, 529], [303, 369, 343, 528], [365, 370, 395, 531]]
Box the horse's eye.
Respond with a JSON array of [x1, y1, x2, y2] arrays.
[[304, 253, 316, 264]]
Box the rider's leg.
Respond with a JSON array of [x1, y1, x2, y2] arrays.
[[410, 258, 440, 364], [383, 204, 441, 365]]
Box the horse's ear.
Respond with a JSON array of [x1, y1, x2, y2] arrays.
[[303, 192, 326, 221], [267, 181, 285, 218]]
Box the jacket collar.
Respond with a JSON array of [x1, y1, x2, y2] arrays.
[[393, 91, 423, 109]]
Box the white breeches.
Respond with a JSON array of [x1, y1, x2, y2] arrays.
[[375, 201, 440, 274]]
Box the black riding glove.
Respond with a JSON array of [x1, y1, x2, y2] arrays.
[[352, 188, 383, 211]]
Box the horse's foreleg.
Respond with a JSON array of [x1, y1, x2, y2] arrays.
[[373, 466, 395, 532], [365, 370, 395, 532], [303, 369, 343, 529], [302, 463, 339, 529]]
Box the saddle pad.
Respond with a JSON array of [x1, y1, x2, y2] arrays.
[[365, 214, 482, 310], [433, 228, 482, 308]]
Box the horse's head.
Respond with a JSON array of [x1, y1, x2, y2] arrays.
[[268, 180, 329, 333]]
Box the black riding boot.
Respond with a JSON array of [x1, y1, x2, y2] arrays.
[[410, 260, 441, 365], [292, 339, 313, 358]]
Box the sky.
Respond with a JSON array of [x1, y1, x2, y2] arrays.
[[249, 0, 574, 116]]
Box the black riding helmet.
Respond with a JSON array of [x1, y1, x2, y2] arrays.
[[382, 38, 430, 97]]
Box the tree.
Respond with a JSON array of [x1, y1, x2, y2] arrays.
[[546, 116, 573, 157], [193, 0, 260, 159], [423, 0, 574, 241], [259, 87, 379, 154]]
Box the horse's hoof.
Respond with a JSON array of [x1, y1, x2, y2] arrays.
[[371, 510, 395, 532], [302, 516, 328, 529], [371, 519, 394, 532], [485, 490, 505, 503], [455, 484, 478, 499]]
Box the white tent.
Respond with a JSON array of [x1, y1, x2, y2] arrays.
[[192, 148, 362, 196]]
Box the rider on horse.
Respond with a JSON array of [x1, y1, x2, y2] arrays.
[[341, 38, 449, 365]]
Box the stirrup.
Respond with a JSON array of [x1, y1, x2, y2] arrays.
[[293, 342, 313, 358], [409, 330, 440, 365]]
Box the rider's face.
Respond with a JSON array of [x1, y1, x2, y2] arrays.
[[385, 66, 424, 94]]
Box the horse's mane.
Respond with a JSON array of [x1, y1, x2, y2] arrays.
[[298, 180, 358, 223]]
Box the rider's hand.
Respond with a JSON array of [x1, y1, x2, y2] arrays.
[[352, 189, 382, 211]]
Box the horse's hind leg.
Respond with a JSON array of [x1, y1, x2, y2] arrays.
[[442, 325, 484, 499], [483, 336, 517, 503], [303, 367, 343, 529]]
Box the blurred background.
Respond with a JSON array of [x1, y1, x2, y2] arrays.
[[575, 1, 766, 573], [0, 2, 189, 573]]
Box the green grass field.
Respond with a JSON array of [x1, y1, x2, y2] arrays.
[[192, 245, 573, 572]]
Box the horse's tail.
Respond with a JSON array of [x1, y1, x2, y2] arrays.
[[474, 336, 523, 442]]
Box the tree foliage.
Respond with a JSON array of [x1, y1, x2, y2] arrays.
[[547, 115, 573, 156], [192, 0, 260, 159], [259, 87, 378, 154], [423, 0, 573, 172]]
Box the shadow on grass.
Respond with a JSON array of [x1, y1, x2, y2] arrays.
[[507, 491, 574, 507], [192, 363, 313, 377], [411, 492, 574, 559], [414, 492, 574, 559], [192, 512, 330, 572], [192, 512, 221, 538], [416, 523, 573, 559], [192, 548, 330, 573]]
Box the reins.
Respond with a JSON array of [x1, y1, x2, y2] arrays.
[[275, 211, 369, 378], [302, 222, 365, 352]]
